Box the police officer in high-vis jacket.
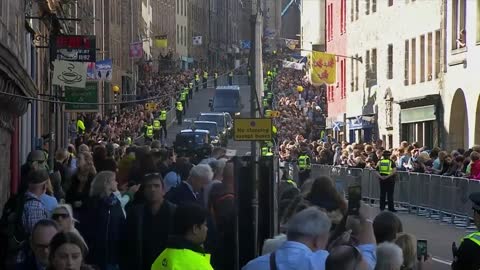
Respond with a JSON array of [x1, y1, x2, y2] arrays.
[[452, 192, 480, 270], [180, 91, 187, 115], [297, 153, 311, 186], [151, 204, 213, 270], [144, 120, 154, 143], [176, 102, 183, 125], [228, 71, 233, 85], [188, 82, 193, 100], [195, 73, 200, 92], [153, 116, 161, 140], [159, 109, 168, 139], [375, 150, 397, 212], [203, 71, 208, 88]]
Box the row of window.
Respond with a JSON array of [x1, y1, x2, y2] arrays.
[[351, 0, 421, 22], [327, 59, 346, 102], [349, 0, 480, 50], [404, 30, 441, 86], [327, 0, 347, 41], [176, 24, 187, 47], [347, 29, 441, 93], [176, 0, 187, 16]]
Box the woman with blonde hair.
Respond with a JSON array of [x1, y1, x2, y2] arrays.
[[51, 204, 88, 250], [80, 171, 125, 270], [394, 232, 432, 270]]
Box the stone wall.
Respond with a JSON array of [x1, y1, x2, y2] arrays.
[[0, 127, 11, 215]]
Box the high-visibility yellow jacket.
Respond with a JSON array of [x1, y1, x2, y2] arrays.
[[77, 119, 85, 134], [176, 102, 183, 111], [145, 125, 154, 138], [153, 120, 161, 130], [159, 110, 167, 121], [151, 248, 213, 270]]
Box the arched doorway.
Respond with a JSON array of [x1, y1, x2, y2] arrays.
[[475, 95, 480, 145], [449, 89, 469, 149]]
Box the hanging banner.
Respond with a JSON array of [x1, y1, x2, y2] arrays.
[[129, 42, 144, 58], [65, 81, 99, 112], [192, 36, 203, 46], [52, 60, 87, 88], [95, 59, 113, 81], [154, 35, 168, 48], [311, 51, 336, 85], [86, 62, 96, 80], [282, 60, 305, 70], [240, 40, 251, 49]]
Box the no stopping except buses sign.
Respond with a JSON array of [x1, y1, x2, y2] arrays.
[[234, 118, 272, 141]]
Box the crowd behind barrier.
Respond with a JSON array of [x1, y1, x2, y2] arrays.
[[73, 69, 250, 146], [310, 164, 478, 225]]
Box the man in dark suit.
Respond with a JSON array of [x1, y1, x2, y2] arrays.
[[165, 164, 213, 206], [120, 173, 176, 270]]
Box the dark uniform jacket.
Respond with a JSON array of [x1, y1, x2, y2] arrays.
[[452, 238, 480, 270], [120, 201, 176, 270]]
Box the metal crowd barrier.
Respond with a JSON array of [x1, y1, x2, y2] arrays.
[[310, 165, 478, 226]]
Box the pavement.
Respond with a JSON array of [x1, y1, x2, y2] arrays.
[[165, 84, 466, 270], [165, 84, 251, 155], [368, 206, 469, 269]]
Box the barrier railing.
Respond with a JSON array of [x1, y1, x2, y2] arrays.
[[311, 164, 478, 226]]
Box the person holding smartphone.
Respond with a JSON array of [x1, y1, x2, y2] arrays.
[[375, 150, 397, 212], [452, 192, 480, 270]]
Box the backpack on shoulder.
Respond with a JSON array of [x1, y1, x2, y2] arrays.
[[0, 194, 35, 264]]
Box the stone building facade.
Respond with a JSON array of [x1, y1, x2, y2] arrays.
[[443, 0, 480, 150], [346, 0, 445, 149]]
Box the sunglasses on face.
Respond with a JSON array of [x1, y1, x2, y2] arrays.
[[52, 213, 70, 220], [144, 172, 161, 177]]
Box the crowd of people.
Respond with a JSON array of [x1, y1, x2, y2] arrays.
[[70, 70, 197, 147], [3, 139, 452, 270], [2, 142, 236, 270], [3, 55, 480, 270], [271, 56, 480, 180]]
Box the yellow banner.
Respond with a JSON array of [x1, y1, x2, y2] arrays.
[[154, 36, 168, 48], [311, 51, 336, 85]]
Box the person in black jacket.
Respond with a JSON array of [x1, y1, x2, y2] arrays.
[[79, 171, 125, 270], [165, 164, 213, 206], [120, 173, 176, 270]]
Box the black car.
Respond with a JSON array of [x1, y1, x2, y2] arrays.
[[173, 129, 213, 162], [209, 85, 243, 117], [197, 112, 232, 142], [190, 121, 227, 147]]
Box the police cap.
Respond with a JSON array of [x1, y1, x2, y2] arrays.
[[382, 150, 391, 157], [470, 192, 480, 212]]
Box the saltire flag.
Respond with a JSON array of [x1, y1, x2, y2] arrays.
[[310, 51, 336, 85], [282, 60, 304, 70], [129, 42, 143, 58], [240, 40, 251, 49], [192, 36, 202, 46], [284, 38, 299, 50], [154, 35, 168, 48]]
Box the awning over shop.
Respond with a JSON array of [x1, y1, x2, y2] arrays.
[[400, 105, 436, 124], [398, 94, 440, 124], [347, 115, 376, 130]]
